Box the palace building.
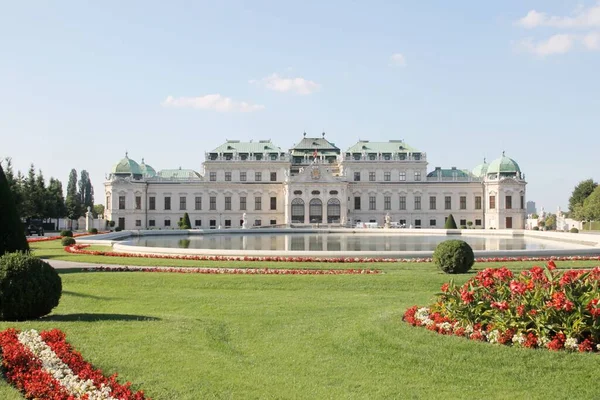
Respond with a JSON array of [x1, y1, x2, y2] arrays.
[[104, 134, 527, 230]]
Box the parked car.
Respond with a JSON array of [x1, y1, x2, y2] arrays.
[[26, 221, 44, 236]]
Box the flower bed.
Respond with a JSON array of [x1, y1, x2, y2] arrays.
[[84, 265, 380, 275], [27, 232, 102, 243], [0, 328, 148, 399], [64, 244, 600, 264], [403, 261, 600, 352]]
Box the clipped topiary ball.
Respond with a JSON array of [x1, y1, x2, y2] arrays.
[[570, 227, 579, 233], [60, 229, 73, 237], [89, 228, 98, 234], [61, 237, 76, 246], [0, 252, 62, 321], [433, 239, 474, 274]]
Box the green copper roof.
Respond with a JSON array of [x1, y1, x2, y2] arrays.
[[111, 153, 142, 175], [157, 169, 202, 180], [471, 159, 489, 178], [427, 168, 471, 178], [487, 153, 521, 176], [210, 140, 283, 154], [291, 136, 340, 151], [346, 140, 419, 154], [139, 158, 157, 177]]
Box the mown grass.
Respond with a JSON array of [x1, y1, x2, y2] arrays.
[[1, 252, 600, 398]]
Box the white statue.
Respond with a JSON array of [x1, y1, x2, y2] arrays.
[[242, 213, 248, 229], [384, 213, 391, 229]]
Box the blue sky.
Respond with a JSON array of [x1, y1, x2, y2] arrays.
[[1, 1, 599, 211]]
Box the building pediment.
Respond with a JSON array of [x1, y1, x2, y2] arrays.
[[290, 163, 345, 183]]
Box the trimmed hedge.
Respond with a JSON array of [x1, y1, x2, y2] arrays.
[[61, 237, 76, 246], [0, 252, 61, 321], [89, 228, 98, 234], [0, 165, 29, 255], [570, 227, 579, 233], [60, 230, 73, 237], [432, 239, 474, 274]]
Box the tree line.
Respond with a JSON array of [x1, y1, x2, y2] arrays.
[[568, 179, 600, 222], [1, 158, 96, 223]]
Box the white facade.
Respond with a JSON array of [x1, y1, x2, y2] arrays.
[[105, 138, 527, 230]]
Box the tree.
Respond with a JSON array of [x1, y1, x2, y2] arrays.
[[582, 186, 600, 223], [21, 164, 37, 220], [92, 204, 105, 219], [78, 170, 94, 212], [47, 178, 67, 226], [545, 214, 556, 231], [179, 212, 191, 229], [2, 158, 23, 217], [65, 169, 81, 221], [34, 170, 48, 219], [0, 164, 29, 254], [444, 214, 458, 229], [569, 179, 598, 218]]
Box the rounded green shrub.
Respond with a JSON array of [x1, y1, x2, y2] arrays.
[[532, 226, 540, 231], [89, 228, 98, 234], [0, 252, 62, 321], [115, 227, 123, 232], [61, 237, 76, 246], [433, 240, 474, 274], [60, 229, 73, 237], [570, 227, 579, 233]]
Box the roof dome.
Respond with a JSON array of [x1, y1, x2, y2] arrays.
[[139, 158, 156, 177], [111, 153, 142, 176], [487, 152, 521, 177], [471, 158, 489, 178]]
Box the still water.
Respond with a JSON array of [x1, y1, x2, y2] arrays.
[[122, 233, 585, 252]]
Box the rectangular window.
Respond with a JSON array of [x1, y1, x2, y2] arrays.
[[414, 196, 421, 210], [460, 219, 467, 227], [506, 195, 512, 210], [255, 172, 262, 181], [369, 172, 375, 181], [254, 219, 262, 227], [490, 196, 496, 209], [179, 196, 186, 210], [210, 196, 216, 211], [399, 196, 406, 210], [209, 172, 216, 182], [270, 196, 277, 210], [369, 196, 376, 210], [415, 219, 421, 227], [135, 196, 141, 210], [384, 172, 391, 181], [164, 196, 171, 210], [521, 195, 525, 210], [445, 196, 451, 210], [164, 219, 171, 227], [270, 172, 277, 182], [354, 172, 361, 181], [399, 172, 406, 181], [225, 196, 231, 211], [225, 220, 231, 228], [384, 196, 391, 211], [429, 196, 437, 210], [210, 220, 216, 228], [354, 196, 361, 210], [195, 196, 202, 210], [240, 196, 247, 211], [149, 196, 155, 210], [194, 220, 201, 227], [119, 196, 125, 210], [475, 219, 482, 226], [475, 196, 482, 210], [149, 219, 155, 227], [240, 172, 247, 182], [255, 196, 262, 210], [430, 219, 436, 227], [460, 196, 467, 210], [270, 219, 277, 225], [225, 172, 231, 181], [135, 219, 141, 227], [414, 171, 421, 181], [106, 196, 110, 209]]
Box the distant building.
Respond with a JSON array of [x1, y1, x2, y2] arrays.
[[104, 135, 528, 230], [526, 201, 536, 215]]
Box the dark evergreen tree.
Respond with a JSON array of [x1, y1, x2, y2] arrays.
[[65, 169, 81, 221], [1, 158, 23, 217], [47, 178, 67, 227], [181, 212, 191, 229], [34, 170, 48, 219], [0, 165, 29, 254], [444, 214, 458, 229], [21, 164, 37, 220], [78, 170, 94, 212]]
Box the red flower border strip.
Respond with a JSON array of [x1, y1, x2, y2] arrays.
[[0, 328, 148, 399], [65, 243, 600, 264], [84, 265, 380, 275], [27, 232, 103, 243]]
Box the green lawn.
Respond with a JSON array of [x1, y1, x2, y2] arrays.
[[1, 249, 600, 398]]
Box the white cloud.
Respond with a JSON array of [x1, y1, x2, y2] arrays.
[[389, 53, 407, 67], [517, 2, 600, 29], [161, 95, 265, 112], [583, 32, 600, 49], [250, 73, 320, 95], [518, 34, 576, 56]]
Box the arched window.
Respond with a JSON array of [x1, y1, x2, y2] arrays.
[[291, 198, 305, 223], [327, 198, 341, 223], [309, 198, 323, 223]]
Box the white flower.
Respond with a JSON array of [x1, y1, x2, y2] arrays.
[[487, 330, 500, 344], [564, 337, 579, 351], [538, 336, 551, 348], [438, 322, 453, 333], [512, 333, 526, 345]]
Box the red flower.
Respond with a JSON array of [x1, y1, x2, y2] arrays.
[[509, 280, 527, 295], [587, 298, 600, 318], [579, 338, 594, 352], [491, 301, 509, 311], [441, 283, 449, 292], [460, 289, 474, 304], [524, 333, 538, 348], [547, 333, 566, 351]]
